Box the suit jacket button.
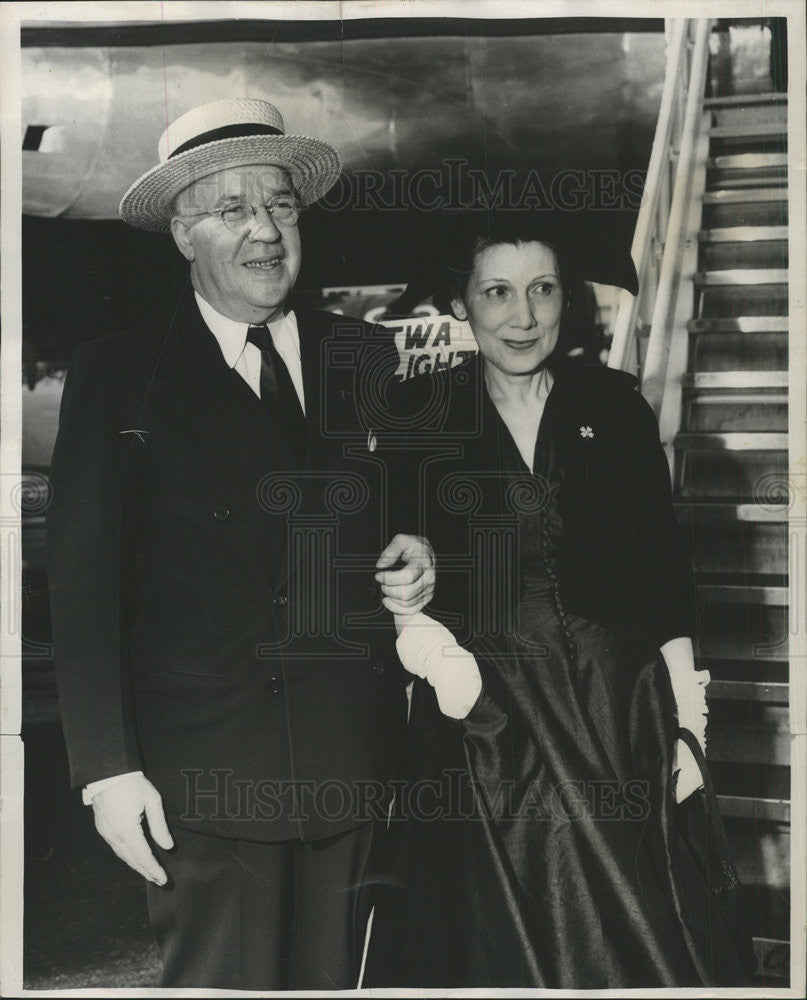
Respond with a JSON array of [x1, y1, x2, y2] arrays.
[[213, 506, 230, 521], [274, 592, 288, 608], [268, 675, 283, 694], [372, 661, 385, 676]]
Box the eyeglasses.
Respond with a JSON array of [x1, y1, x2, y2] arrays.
[[181, 196, 300, 232]]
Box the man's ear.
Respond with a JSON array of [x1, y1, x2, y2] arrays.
[[170, 217, 195, 262], [450, 297, 468, 321]]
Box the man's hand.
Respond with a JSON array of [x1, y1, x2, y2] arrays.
[[92, 773, 174, 885], [375, 534, 436, 615]]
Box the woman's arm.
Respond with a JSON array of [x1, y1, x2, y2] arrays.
[[393, 612, 482, 720], [625, 390, 708, 802], [660, 637, 711, 802]]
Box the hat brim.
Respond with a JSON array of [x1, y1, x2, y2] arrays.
[[119, 134, 342, 232]]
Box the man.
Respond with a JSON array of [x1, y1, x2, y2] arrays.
[[46, 98, 433, 990]]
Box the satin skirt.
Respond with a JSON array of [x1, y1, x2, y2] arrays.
[[365, 609, 704, 988]]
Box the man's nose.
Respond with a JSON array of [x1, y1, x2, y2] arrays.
[[246, 204, 281, 240]]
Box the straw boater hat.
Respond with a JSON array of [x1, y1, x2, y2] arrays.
[[119, 98, 342, 232]]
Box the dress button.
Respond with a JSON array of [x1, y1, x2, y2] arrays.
[[268, 675, 283, 694], [213, 506, 230, 521], [372, 661, 385, 676], [367, 580, 380, 598], [273, 592, 288, 608]]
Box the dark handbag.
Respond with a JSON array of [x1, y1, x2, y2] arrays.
[[672, 726, 756, 985]]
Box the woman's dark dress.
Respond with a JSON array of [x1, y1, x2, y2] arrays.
[[366, 382, 706, 988]]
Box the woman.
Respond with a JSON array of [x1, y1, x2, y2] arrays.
[[367, 214, 745, 989]]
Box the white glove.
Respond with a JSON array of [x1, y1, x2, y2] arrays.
[[668, 664, 711, 803], [394, 612, 482, 720]]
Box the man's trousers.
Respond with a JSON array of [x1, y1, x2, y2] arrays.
[[146, 822, 375, 989]]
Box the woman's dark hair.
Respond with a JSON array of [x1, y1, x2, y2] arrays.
[[434, 211, 583, 318], [432, 210, 590, 363]]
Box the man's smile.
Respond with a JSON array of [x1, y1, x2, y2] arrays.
[[243, 256, 284, 271]]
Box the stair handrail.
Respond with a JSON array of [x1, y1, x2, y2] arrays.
[[607, 18, 689, 375], [608, 20, 713, 407], [640, 19, 712, 415]]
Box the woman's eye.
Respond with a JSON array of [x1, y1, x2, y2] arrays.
[[532, 283, 556, 296], [484, 286, 508, 299]]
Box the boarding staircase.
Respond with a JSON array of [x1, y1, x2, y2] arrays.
[[676, 89, 790, 983], [608, 21, 795, 983]]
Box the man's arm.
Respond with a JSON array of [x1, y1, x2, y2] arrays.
[[47, 342, 142, 784], [375, 533, 436, 614], [47, 342, 171, 882]]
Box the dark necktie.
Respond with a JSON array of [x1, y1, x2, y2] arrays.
[[246, 324, 306, 462]]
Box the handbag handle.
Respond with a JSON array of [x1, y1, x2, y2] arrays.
[[677, 726, 739, 890]]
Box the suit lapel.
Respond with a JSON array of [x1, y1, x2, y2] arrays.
[[148, 289, 299, 476], [296, 308, 326, 465]]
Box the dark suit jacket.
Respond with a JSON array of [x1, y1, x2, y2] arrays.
[[385, 353, 695, 650], [46, 290, 407, 842]]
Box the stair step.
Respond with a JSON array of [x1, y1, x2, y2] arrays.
[[695, 268, 787, 286], [689, 333, 788, 373], [699, 226, 788, 243], [708, 680, 789, 702], [698, 658, 789, 683], [686, 317, 789, 373], [683, 371, 787, 390], [718, 795, 790, 823], [696, 601, 788, 660], [676, 432, 787, 450], [707, 701, 790, 766], [700, 288, 788, 319], [675, 501, 788, 522], [707, 170, 787, 191], [687, 316, 788, 333], [711, 761, 790, 800], [703, 94, 788, 108], [697, 583, 788, 606], [684, 399, 787, 436], [700, 239, 788, 270], [729, 817, 791, 890], [698, 227, 789, 271], [702, 194, 787, 229], [675, 450, 787, 500], [703, 187, 787, 204], [709, 123, 787, 140], [709, 153, 788, 170], [751, 937, 790, 983], [683, 519, 787, 574], [741, 887, 791, 965]]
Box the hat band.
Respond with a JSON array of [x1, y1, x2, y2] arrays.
[[168, 122, 284, 159]]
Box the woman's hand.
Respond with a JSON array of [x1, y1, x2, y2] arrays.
[[660, 637, 710, 803], [673, 740, 706, 803], [394, 612, 482, 720]]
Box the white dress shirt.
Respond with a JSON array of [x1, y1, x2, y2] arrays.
[[194, 291, 306, 413], [83, 291, 306, 804]]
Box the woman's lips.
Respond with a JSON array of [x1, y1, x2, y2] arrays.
[[502, 338, 539, 351]]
